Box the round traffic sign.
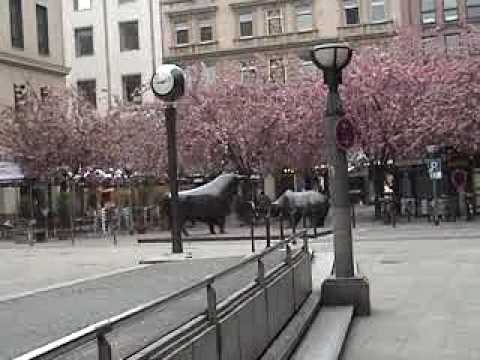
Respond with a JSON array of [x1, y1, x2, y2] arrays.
[[336, 118, 355, 151]]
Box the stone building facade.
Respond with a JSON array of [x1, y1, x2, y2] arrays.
[[161, 0, 409, 82], [0, 0, 69, 107], [63, 0, 163, 113]]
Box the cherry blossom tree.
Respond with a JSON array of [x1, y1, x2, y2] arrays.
[[96, 102, 168, 179], [178, 57, 327, 176], [346, 27, 480, 162], [341, 27, 480, 215], [0, 85, 102, 180]]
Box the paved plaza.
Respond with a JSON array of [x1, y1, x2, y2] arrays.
[[0, 224, 300, 300], [341, 217, 480, 360], [3, 208, 480, 359], [0, 226, 332, 359]]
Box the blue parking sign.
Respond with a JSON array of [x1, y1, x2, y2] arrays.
[[427, 158, 442, 179]]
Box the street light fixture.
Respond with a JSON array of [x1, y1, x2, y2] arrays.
[[311, 43, 370, 315], [311, 43, 353, 91]]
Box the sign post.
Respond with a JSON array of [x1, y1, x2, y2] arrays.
[[426, 157, 442, 226]]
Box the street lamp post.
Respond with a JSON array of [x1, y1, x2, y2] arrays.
[[151, 65, 185, 253], [311, 43, 370, 315]]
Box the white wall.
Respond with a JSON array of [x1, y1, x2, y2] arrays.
[[63, 0, 163, 113]]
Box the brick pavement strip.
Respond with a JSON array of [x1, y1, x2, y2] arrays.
[[0, 252, 287, 359]]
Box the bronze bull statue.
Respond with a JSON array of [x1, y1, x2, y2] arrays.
[[271, 190, 329, 229], [165, 173, 243, 236]]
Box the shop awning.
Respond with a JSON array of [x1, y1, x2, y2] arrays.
[[0, 162, 24, 184]]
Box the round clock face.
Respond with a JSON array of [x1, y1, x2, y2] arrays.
[[152, 69, 174, 96]]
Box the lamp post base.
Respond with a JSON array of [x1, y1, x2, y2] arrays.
[[321, 275, 370, 316]]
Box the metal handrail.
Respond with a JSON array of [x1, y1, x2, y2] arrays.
[[16, 230, 308, 360]]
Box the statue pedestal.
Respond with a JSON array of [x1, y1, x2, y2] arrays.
[[321, 275, 370, 316]]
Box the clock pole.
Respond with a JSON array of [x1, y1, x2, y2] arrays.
[[151, 64, 185, 254], [165, 103, 183, 253]]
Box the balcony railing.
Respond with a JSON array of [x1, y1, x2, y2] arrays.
[[233, 29, 319, 49], [169, 41, 219, 57], [337, 20, 395, 39]]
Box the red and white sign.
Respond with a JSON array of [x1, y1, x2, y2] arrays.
[[336, 118, 355, 151]]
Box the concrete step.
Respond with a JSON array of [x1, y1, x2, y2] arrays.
[[260, 290, 322, 360], [259, 251, 335, 360], [290, 305, 354, 360]]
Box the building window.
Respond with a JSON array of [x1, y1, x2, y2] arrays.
[[296, 3, 313, 31], [421, 0, 436, 24], [36, 4, 49, 55], [74, 0, 91, 11], [371, 0, 385, 22], [200, 23, 213, 42], [202, 62, 216, 83], [10, 0, 24, 49], [344, 0, 360, 25], [40, 86, 49, 101], [302, 60, 316, 74], [269, 58, 286, 84], [175, 24, 189, 45], [77, 80, 97, 108], [466, 0, 480, 20], [239, 12, 253, 37], [13, 83, 27, 109], [444, 33, 460, 53], [75, 27, 94, 57], [443, 0, 458, 22], [122, 74, 142, 103], [421, 35, 438, 55], [240, 64, 257, 82], [266, 9, 283, 35], [119, 21, 139, 51]]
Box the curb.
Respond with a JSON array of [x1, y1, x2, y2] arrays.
[[138, 230, 332, 243], [0, 264, 148, 303], [138, 254, 244, 264]]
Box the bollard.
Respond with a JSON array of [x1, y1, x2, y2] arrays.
[[257, 258, 265, 286], [206, 283, 217, 324], [28, 227, 34, 247], [351, 204, 356, 229], [250, 202, 256, 253], [97, 332, 112, 360], [265, 215, 271, 248], [279, 214, 285, 240], [250, 219, 255, 253], [303, 231, 309, 253], [285, 244, 292, 266]]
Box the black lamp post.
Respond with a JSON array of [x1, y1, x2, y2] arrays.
[[311, 43, 370, 315], [151, 64, 185, 254]]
